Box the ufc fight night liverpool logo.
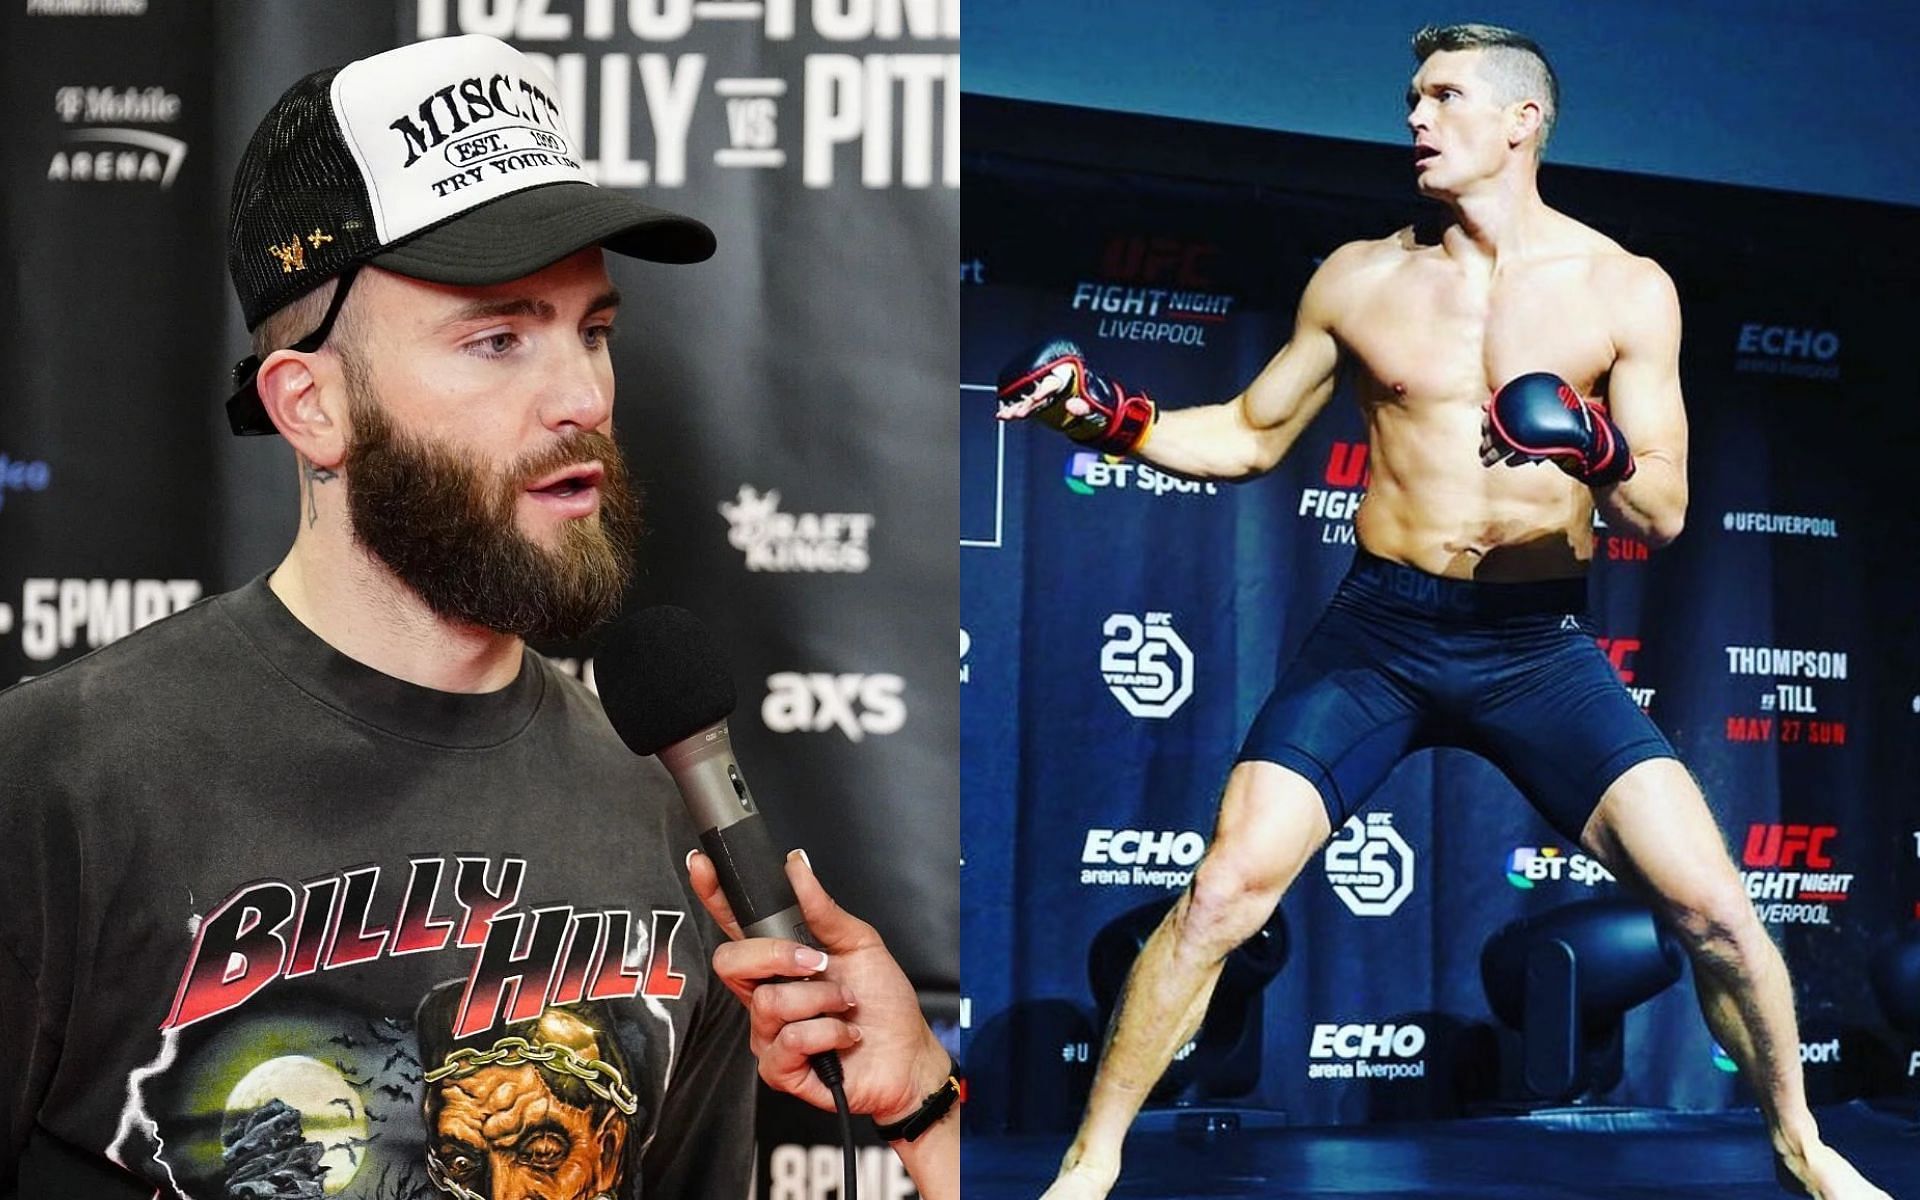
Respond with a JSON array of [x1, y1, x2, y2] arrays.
[[1323, 813, 1415, 917], [1099, 612, 1194, 719]]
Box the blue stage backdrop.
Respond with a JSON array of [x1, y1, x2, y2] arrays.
[[960, 96, 1920, 1133]]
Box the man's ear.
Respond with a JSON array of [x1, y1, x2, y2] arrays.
[[257, 348, 348, 470], [1510, 99, 1544, 150]]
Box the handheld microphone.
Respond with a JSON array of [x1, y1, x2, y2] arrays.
[[594, 605, 819, 947], [593, 605, 855, 1171]]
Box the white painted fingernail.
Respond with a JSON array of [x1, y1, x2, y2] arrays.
[[796, 947, 828, 972], [787, 847, 813, 869], [684, 848, 699, 872]]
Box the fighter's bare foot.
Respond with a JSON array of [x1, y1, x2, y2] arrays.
[[1775, 1140, 1891, 1200], [1039, 1158, 1119, 1200]]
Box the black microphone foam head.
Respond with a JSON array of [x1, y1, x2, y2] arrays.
[[593, 605, 737, 756]]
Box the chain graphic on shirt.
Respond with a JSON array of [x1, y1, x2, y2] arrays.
[[424, 1035, 639, 1114]]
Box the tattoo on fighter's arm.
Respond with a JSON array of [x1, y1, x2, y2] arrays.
[[302, 458, 337, 528]]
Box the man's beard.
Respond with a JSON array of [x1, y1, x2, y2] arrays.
[[342, 377, 640, 642]]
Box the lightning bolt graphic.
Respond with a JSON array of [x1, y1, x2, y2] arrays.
[[625, 918, 678, 1160], [106, 1025, 190, 1200]]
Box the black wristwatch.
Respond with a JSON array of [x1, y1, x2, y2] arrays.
[[871, 1059, 963, 1143]]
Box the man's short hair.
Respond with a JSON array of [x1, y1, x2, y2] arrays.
[[1412, 23, 1559, 154], [249, 279, 349, 361]]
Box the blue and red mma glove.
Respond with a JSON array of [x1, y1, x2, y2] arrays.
[[1486, 371, 1637, 486], [996, 339, 1157, 455]]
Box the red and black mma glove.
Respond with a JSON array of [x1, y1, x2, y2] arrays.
[[1486, 371, 1637, 486], [996, 339, 1157, 455]]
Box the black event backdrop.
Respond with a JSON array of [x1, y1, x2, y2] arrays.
[[0, 2, 956, 1193], [960, 97, 1920, 1134]]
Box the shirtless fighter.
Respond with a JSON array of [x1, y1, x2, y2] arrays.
[[996, 24, 1888, 1200]]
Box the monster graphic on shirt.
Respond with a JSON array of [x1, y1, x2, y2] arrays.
[[112, 855, 693, 1200]]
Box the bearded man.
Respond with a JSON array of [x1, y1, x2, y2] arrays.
[[0, 35, 946, 1200]]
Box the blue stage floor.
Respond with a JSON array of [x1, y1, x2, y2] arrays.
[[965, 1102, 1920, 1198]]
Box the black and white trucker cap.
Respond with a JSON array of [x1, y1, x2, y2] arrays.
[[225, 34, 715, 436]]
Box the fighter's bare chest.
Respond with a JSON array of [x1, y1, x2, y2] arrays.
[[1336, 260, 1618, 402]]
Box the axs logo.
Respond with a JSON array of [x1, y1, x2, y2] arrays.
[[762, 672, 906, 742]]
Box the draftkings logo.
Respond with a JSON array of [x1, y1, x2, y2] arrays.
[[760, 672, 904, 742], [1733, 323, 1841, 381], [47, 84, 186, 188], [1504, 846, 1615, 889], [1307, 1022, 1427, 1080], [1323, 812, 1414, 917], [1064, 451, 1218, 498], [1078, 828, 1205, 890], [1299, 442, 1368, 548], [1065, 233, 1237, 349], [719, 485, 872, 573], [1099, 612, 1194, 719], [1740, 823, 1853, 926], [1724, 644, 1848, 746]]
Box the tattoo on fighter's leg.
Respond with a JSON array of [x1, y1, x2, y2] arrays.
[[302, 458, 337, 528]]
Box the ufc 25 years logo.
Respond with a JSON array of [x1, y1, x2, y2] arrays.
[[1100, 612, 1194, 719], [1323, 813, 1416, 917], [761, 672, 905, 742]]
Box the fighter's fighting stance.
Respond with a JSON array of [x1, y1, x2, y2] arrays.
[[998, 25, 1887, 1200]]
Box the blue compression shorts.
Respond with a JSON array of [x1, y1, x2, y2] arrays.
[[1236, 548, 1676, 842]]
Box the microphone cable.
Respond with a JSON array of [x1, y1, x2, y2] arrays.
[[819, 1052, 856, 1200]]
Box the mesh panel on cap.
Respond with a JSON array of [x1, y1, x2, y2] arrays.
[[227, 68, 380, 330]]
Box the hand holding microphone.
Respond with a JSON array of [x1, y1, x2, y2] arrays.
[[593, 606, 958, 1193], [688, 847, 954, 1126]]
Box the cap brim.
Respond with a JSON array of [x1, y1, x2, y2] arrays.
[[370, 181, 716, 284], [227, 184, 714, 436]]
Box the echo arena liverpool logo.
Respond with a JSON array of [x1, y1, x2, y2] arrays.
[[1078, 828, 1206, 891], [1322, 812, 1415, 917], [1099, 612, 1194, 719], [1307, 1021, 1427, 1080], [1733, 323, 1841, 381]]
